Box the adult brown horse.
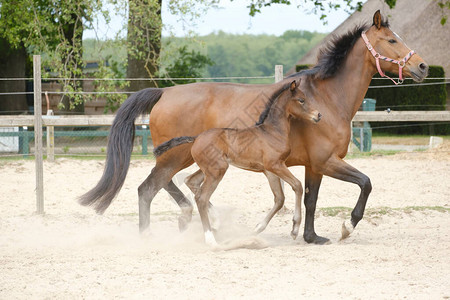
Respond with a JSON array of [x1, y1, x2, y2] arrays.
[[80, 11, 428, 244]]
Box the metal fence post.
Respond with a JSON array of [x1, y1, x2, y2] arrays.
[[33, 55, 44, 214]]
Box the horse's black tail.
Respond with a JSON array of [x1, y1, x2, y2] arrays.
[[79, 88, 164, 214], [153, 136, 196, 157]]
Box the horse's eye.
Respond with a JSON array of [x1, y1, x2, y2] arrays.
[[388, 39, 397, 44], [298, 98, 305, 104]]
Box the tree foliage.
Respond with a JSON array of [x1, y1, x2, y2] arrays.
[[85, 30, 326, 84], [237, 0, 394, 19], [0, 0, 105, 110], [158, 46, 214, 87]]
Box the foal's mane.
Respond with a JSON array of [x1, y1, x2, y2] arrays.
[[288, 18, 389, 80], [255, 82, 291, 126]]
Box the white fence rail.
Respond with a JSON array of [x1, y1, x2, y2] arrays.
[[1, 111, 450, 128]]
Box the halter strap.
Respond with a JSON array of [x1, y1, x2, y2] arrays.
[[361, 31, 415, 85]]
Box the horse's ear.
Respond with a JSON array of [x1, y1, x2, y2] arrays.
[[373, 10, 382, 30], [290, 80, 296, 91]]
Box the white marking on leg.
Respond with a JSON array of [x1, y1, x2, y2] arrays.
[[204, 230, 218, 247], [254, 222, 266, 234], [209, 206, 221, 231], [341, 219, 355, 240]]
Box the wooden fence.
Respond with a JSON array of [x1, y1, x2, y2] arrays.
[[1, 110, 450, 128], [1, 58, 449, 215]]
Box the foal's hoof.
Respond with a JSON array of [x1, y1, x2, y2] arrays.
[[209, 208, 221, 231], [340, 220, 355, 240], [253, 223, 266, 235], [290, 229, 299, 240], [304, 233, 331, 245], [178, 215, 191, 232]]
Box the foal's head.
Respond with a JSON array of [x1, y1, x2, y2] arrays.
[[286, 80, 321, 124], [363, 10, 428, 82]]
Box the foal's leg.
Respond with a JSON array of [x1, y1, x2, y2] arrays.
[[195, 166, 228, 247], [185, 169, 204, 195], [266, 163, 303, 240], [164, 180, 193, 231], [254, 171, 285, 234], [185, 169, 220, 230], [320, 155, 372, 240]]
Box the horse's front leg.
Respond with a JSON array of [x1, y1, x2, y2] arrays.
[[254, 171, 285, 234], [303, 167, 328, 244], [320, 155, 372, 240]]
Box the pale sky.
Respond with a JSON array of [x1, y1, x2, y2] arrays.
[[84, 0, 355, 39]]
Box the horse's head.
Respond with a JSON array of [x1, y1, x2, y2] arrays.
[[287, 80, 321, 124], [363, 10, 428, 83]]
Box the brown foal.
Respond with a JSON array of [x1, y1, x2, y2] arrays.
[[153, 80, 321, 246]]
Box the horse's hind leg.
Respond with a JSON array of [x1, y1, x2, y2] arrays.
[[138, 165, 172, 233], [139, 148, 194, 233], [254, 171, 285, 234], [164, 180, 193, 231]]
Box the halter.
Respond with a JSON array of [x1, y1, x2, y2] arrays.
[[361, 30, 415, 85]]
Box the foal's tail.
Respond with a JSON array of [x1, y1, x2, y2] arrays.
[[153, 136, 196, 157], [79, 88, 164, 214]]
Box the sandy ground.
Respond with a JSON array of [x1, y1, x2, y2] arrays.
[[1, 145, 449, 299]]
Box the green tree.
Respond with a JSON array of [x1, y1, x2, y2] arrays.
[[158, 46, 213, 87], [126, 0, 162, 92], [239, 0, 449, 24], [0, 0, 104, 111]]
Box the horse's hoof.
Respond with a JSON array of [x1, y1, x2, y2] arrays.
[[209, 208, 221, 231], [290, 228, 299, 240], [205, 230, 219, 250], [290, 231, 298, 240], [254, 223, 265, 235], [340, 220, 354, 240], [314, 236, 331, 245], [139, 228, 152, 238], [178, 216, 190, 232], [304, 233, 331, 245]]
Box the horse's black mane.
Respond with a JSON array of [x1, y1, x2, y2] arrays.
[[255, 82, 291, 126], [288, 18, 389, 80]]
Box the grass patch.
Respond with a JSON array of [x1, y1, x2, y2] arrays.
[[318, 206, 449, 217], [402, 206, 450, 213], [116, 212, 138, 217], [0, 156, 31, 162], [345, 149, 400, 159], [319, 206, 352, 217]]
